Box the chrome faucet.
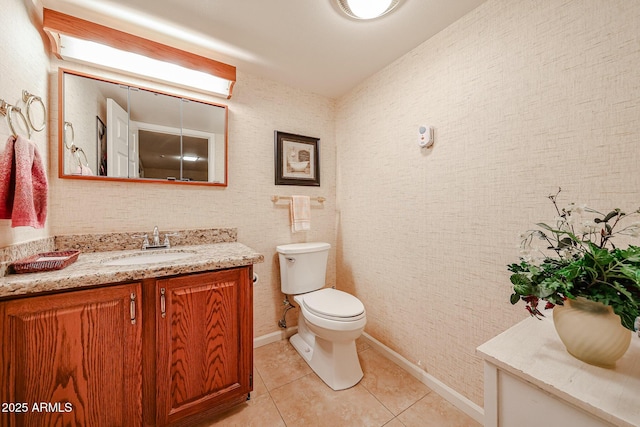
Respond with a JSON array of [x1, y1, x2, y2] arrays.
[[132, 226, 178, 250]]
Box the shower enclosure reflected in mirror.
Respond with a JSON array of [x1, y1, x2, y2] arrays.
[[59, 69, 228, 185]]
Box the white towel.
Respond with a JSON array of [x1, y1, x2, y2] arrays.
[[290, 195, 311, 233]]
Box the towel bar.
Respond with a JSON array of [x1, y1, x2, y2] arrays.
[[271, 195, 326, 204]]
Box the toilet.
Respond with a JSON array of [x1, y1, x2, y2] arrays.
[[277, 242, 366, 390]]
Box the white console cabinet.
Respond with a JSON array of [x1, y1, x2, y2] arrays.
[[477, 315, 640, 427]]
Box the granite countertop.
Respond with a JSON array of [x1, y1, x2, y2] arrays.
[[477, 314, 640, 427], [0, 242, 264, 299]]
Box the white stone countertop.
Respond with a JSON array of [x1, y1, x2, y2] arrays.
[[477, 314, 640, 427], [0, 242, 264, 299]]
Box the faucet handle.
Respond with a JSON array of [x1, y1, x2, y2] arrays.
[[132, 234, 150, 249], [163, 232, 179, 248]]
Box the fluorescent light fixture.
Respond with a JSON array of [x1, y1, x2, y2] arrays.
[[43, 9, 237, 98], [59, 35, 232, 97], [182, 155, 199, 162], [336, 0, 400, 20]]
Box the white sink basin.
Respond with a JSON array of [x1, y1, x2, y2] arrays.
[[102, 251, 197, 266]]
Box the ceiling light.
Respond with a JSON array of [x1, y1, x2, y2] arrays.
[[182, 155, 199, 162], [58, 35, 232, 97], [335, 0, 401, 20], [43, 9, 236, 98]]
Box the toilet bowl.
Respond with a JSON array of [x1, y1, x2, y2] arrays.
[[277, 243, 367, 390]]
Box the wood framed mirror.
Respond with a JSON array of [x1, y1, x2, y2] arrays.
[[59, 69, 228, 186]]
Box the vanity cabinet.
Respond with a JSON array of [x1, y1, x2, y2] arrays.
[[0, 265, 254, 427], [0, 282, 143, 427], [150, 267, 253, 426]]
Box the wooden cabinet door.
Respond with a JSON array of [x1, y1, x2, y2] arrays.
[[0, 283, 143, 427], [156, 267, 252, 425]]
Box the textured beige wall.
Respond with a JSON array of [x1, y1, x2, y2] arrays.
[[0, 0, 51, 247], [336, 0, 640, 406]]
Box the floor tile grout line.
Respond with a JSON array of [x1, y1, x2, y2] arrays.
[[358, 347, 433, 420], [268, 392, 288, 426], [263, 370, 316, 394], [357, 376, 399, 421], [390, 391, 434, 425], [264, 372, 318, 426], [251, 364, 290, 425]]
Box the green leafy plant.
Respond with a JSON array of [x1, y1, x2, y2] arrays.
[[508, 188, 640, 331]]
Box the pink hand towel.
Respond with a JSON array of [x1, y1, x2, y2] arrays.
[[290, 195, 311, 233], [0, 135, 48, 228]]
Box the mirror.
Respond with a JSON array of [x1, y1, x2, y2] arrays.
[[60, 69, 227, 185]]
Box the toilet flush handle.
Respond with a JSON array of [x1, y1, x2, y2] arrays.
[[285, 257, 296, 263]]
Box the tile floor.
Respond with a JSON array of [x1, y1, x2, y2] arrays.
[[197, 338, 482, 427]]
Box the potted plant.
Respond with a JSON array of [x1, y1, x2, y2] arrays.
[[508, 188, 640, 367]]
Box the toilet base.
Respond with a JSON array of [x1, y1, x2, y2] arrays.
[[289, 323, 363, 391]]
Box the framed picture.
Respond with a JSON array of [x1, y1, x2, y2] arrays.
[[96, 116, 107, 176], [274, 131, 320, 186]]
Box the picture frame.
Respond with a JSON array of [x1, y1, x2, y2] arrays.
[[96, 116, 107, 176], [274, 131, 320, 186]]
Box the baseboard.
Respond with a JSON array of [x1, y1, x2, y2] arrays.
[[362, 332, 484, 425], [253, 327, 298, 348]]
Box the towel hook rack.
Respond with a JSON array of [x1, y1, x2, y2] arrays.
[[22, 90, 46, 132], [0, 99, 31, 139]]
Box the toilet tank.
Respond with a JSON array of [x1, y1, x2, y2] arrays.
[[276, 242, 330, 295]]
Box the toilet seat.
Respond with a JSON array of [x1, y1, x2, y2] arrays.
[[301, 288, 365, 322]]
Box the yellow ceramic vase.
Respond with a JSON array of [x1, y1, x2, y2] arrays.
[[552, 297, 632, 368]]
